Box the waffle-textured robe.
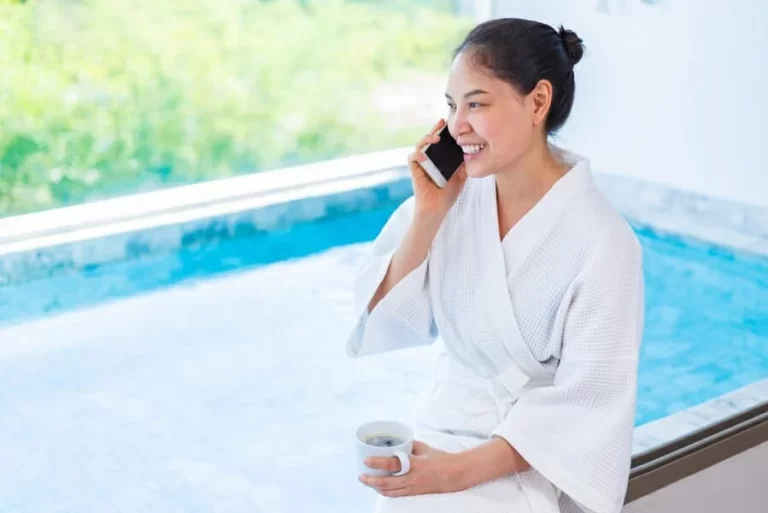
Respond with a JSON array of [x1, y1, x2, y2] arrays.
[[347, 148, 645, 513]]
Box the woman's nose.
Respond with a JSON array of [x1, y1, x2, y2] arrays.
[[449, 113, 471, 139]]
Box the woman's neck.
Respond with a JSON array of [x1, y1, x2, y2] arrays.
[[494, 139, 568, 239]]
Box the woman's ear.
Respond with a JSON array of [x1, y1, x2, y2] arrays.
[[530, 79, 553, 127]]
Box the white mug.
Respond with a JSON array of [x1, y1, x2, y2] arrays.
[[355, 420, 414, 477]]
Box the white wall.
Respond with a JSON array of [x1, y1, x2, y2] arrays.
[[492, 0, 768, 207]]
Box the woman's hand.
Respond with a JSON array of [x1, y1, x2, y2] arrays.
[[359, 437, 530, 498], [409, 119, 467, 220], [359, 441, 466, 498]]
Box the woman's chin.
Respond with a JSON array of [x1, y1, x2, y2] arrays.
[[464, 160, 492, 179]]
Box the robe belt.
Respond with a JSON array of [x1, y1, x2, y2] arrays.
[[437, 351, 554, 421]]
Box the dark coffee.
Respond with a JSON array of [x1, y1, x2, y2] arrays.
[[363, 435, 404, 447]]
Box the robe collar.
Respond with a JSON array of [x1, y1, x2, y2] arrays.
[[488, 146, 593, 277], [475, 146, 593, 380]]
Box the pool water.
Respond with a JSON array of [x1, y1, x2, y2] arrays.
[[633, 225, 768, 423], [1, 203, 768, 426], [0, 202, 766, 513], [0, 206, 398, 329]]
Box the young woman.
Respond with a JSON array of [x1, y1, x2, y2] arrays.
[[347, 18, 644, 513]]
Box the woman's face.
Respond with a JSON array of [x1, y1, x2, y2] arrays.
[[444, 50, 550, 179]]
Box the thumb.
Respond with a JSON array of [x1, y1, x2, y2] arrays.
[[444, 166, 467, 200], [412, 441, 431, 456], [454, 164, 467, 182], [447, 165, 467, 188]]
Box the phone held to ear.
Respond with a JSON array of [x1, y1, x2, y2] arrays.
[[420, 125, 464, 188]]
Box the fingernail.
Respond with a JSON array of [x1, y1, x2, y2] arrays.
[[364, 458, 372, 466]]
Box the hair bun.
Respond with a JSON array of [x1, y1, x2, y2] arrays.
[[558, 25, 584, 66]]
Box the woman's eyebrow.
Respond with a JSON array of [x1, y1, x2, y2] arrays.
[[445, 89, 489, 100]]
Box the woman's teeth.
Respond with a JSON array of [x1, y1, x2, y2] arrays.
[[461, 144, 485, 155]]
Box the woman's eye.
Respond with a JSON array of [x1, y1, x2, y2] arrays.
[[469, 102, 481, 109]]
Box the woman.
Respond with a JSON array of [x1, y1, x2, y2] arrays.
[[346, 18, 644, 513]]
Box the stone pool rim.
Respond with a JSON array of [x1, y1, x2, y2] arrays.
[[1, 146, 766, 287]]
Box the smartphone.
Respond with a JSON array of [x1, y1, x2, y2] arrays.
[[420, 125, 464, 188]]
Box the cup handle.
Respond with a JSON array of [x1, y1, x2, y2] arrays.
[[391, 450, 411, 477]]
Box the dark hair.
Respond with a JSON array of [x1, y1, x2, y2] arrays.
[[454, 18, 584, 134]]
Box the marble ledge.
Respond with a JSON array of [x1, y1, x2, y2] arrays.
[[0, 177, 413, 285], [594, 172, 768, 257], [632, 378, 768, 454], [1, 165, 767, 285]]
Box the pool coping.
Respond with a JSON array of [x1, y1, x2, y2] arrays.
[[631, 378, 768, 455], [592, 172, 768, 258], [0, 148, 414, 284], [626, 391, 768, 503], [1, 147, 767, 456], [0, 147, 410, 246], [1, 149, 766, 286]]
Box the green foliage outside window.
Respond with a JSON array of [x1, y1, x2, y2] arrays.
[[0, 0, 470, 215]]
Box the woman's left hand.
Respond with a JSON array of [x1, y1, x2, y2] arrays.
[[359, 441, 465, 497]]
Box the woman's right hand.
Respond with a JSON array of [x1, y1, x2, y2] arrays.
[[408, 119, 467, 220], [368, 121, 464, 311]]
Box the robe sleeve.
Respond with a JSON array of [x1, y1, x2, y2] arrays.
[[346, 197, 437, 358], [492, 232, 645, 513]]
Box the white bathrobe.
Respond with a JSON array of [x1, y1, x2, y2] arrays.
[[347, 148, 645, 513]]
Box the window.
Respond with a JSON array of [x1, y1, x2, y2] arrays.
[[0, 0, 476, 216]]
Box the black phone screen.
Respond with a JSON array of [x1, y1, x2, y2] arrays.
[[424, 128, 464, 180]]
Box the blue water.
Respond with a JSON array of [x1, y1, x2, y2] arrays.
[[633, 224, 768, 423], [1, 203, 768, 427]]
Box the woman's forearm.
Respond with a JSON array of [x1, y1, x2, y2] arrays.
[[452, 437, 531, 490], [368, 214, 443, 312]]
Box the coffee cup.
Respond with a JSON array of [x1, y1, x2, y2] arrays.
[[355, 420, 414, 477]]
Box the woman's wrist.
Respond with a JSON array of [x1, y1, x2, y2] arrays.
[[411, 209, 445, 234], [401, 213, 443, 256], [451, 437, 528, 490]]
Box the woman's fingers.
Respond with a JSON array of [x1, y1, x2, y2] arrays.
[[422, 119, 445, 143], [359, 474, 409, 491], [408, 151, 430, 181], [380, 486, 411, 497], [408, 150, 427, 164], [364, 456, 402, 473], [415, 134, 440, 154], [414, 119, 446, 151]]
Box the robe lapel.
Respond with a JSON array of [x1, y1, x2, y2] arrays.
[[478, 159, 592, 383], [499, 156, 592, 277]]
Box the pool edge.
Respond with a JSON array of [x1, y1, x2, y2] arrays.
[[2, 152, 767, 286], [2, 151, 767, 284], [632, 377, 768, 455], [0, 150, 414, 284]]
